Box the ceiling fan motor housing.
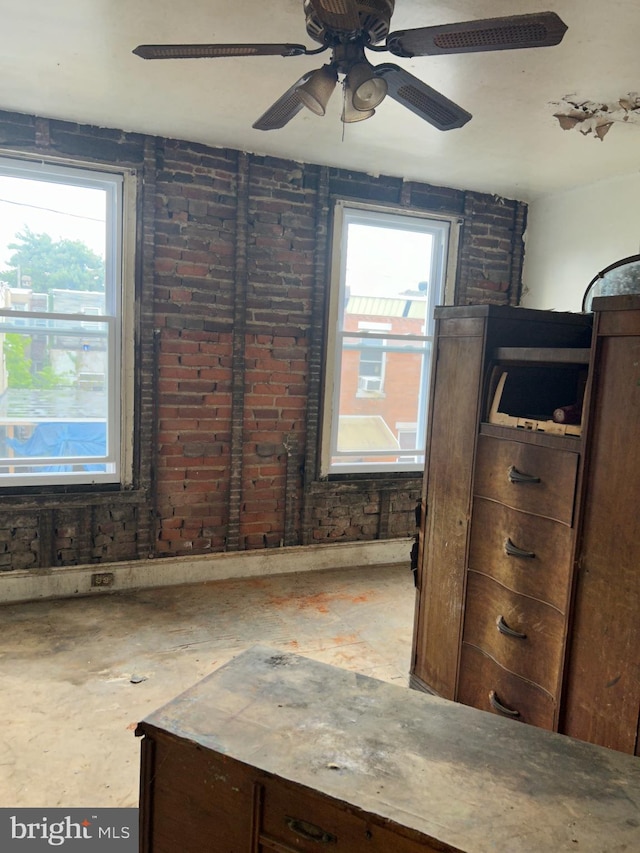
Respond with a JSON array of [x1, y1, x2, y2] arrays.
[[304, 0, 395, 45]]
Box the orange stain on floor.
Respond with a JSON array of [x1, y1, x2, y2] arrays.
[[267, 590, 376, 614], [331, 634, 358, 645]]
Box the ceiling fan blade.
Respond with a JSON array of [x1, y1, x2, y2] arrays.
[[252, 72, 314, 131], [386, 12, 568, 58], [306, 0, 361, 32], [133, 43, 309, 60], [375, 64, 471, 131]]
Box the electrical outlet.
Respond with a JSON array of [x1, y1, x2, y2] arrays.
[[91, 572, 114, 588]]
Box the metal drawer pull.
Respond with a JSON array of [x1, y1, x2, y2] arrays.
[[497, 614, 527, 639], [504, 537, 535, 559], [508, 465, 541, 485], [489, 689, 520, 718], [286, 817, 337, 844]]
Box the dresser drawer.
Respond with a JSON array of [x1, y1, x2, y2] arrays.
[[458, 643, 556, 730], [260, 779, 438, 853], [462, 572, 565, 695], [474, 434, 578, 525], [468, 498, 573, 612]]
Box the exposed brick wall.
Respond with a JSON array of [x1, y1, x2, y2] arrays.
[[458, 192, 528, 305], [0, 513, 38, 571], [151, 139, 238, 556], [305, 479, 422, 542], [240, 155, 318, 549], [0, 108, 527, 572]]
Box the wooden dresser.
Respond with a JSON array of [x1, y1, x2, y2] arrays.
[[411, 299, 640, 755], [137, 646, 640, 853]]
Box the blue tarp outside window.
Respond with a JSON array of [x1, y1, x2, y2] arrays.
[[7, 422, 107, 471]]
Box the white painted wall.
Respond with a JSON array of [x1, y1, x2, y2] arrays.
[[521, 173, 640, 311]]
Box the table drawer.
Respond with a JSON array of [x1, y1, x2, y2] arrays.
[[462, 572, 565, 695], [260, 779, 438, 853], [474, 435, 578, 525], [458, 643, 556, 730], [468, 498, 573, 611]]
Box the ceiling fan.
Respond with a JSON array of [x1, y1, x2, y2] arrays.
[[133, 1, 567, 132]]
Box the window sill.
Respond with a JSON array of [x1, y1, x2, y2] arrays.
[[0, 486, 148, 511], [310, 471, 423, 489], [355, 390, 386, 399]]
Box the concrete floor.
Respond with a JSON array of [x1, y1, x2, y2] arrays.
[[0, 563, 415, 808]]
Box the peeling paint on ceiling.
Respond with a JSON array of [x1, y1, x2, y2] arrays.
[[551, 93, 640, 141]]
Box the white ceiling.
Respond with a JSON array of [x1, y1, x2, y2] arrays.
[[2, 0, 639, 201]]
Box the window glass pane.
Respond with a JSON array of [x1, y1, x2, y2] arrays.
[[0, 324, 111, 474], [335, 344, 429, 467], [340, 223, 432, 331], [0, 176, 106, 294], [325, 205, 451, 475], [358, 338, 384, 392], [0, 160, 121, 486]]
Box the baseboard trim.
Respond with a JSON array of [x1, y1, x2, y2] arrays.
[[0, 538, 412, 604]]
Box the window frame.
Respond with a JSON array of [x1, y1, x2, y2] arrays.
[[0, 154, 136, 489], [320, 201, 459, 477]]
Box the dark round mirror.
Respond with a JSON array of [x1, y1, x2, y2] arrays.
[[582, 254, 640, 312]]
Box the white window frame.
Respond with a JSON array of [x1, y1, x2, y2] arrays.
[[0, 155, 136, 488], [321, 201, 459, 476]]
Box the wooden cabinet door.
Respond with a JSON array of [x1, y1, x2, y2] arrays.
[[411, 318, 485, 699], [563, 327, 640, 753]]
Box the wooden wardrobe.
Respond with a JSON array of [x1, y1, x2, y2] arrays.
[[411, 296, 640, 755]]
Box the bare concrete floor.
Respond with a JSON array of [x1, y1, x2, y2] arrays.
[[0, 563, 415, 808]]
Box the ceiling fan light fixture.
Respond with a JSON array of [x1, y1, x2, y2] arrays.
[[296, 64, 338, 115], [341, 105, 375, 123], [347, 62, 388, 110], [341, 82, 376, 123]]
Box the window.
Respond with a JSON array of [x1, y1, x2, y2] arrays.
[[356, 322, 390, 395], [322, 203, 457, 475], [0, 157, 135, 487]]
